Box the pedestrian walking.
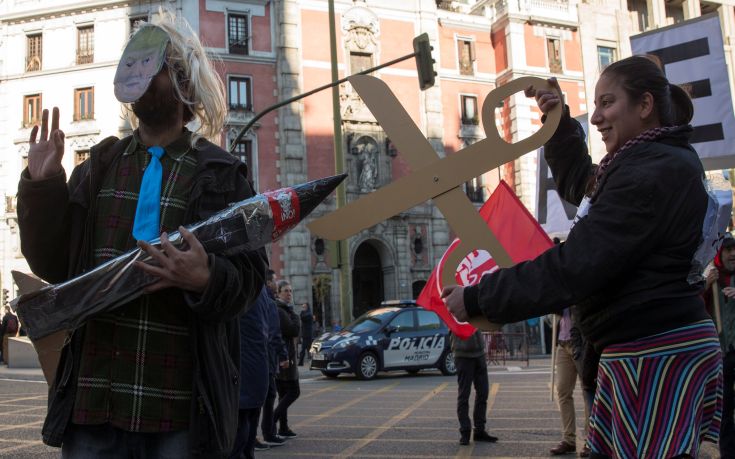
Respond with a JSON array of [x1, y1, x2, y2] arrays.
[[16, 12, 266, 457], [0, 306, 19, 364], [444, 55, 722, 458], [274, 280, 301, 439], [230, 286, 271, 459], [298, 303, 315, 366], [549, 308, 592, 457], [703, 232, 735, 459], [259, 270, 288, 449], [451, 330, 498, 446]]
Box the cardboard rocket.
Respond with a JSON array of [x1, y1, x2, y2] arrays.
[[13, 174, 345, 383]]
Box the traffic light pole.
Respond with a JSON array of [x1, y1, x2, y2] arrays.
[[227, 50, 421, 153]]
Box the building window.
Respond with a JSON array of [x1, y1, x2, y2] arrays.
[[75, 150, 90, 166], [547, 37, 562, 73], [233, 138, 254, 184], [26, 34, 42, 72], [465, 176, 484, 203], [597, 46, 616, 71], [228, 77, 252, 111], [130, 15, 148, 35], [458, 39, 475, 76], [74, 87, 94, 121], [461, 95, 479, 125], [76, 26, 94, 64], [350, 52, 373, 74], [23, 94, 42, 128], [228, 13, 249, 55]]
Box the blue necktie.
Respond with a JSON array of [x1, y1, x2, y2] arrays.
[[132, 146, 164, 242]]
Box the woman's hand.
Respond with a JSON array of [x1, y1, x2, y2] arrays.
[[28, 108, 65, 180], [441, 285, 468, 323], [524, 77, 564, 115]]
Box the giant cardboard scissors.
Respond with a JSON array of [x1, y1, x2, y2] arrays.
[[308, 75, 561, 330]]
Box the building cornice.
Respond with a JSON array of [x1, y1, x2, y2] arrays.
[[0, 1, 130, 23], [0, 61, 117, 82]]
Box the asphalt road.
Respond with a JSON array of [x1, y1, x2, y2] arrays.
[[0, 358, 722, 458]]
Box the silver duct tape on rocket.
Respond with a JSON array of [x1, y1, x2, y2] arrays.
[[12, 174, 346, 346]]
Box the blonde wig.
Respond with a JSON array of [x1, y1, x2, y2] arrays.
[[123, 10, 227, 148]]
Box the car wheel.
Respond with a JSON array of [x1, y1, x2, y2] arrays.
[[321, 370, 340, 378], [356, 352, 379, 380], [406, 369, 420, 375], [439, 351, 456, 376]]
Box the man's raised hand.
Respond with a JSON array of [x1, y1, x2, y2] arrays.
[[28, 108, 65, 180]]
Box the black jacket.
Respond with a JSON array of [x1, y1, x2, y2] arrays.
[[275, 299, 300, 381], [464, 108, 709, 351], [17, 134, 266, 457]]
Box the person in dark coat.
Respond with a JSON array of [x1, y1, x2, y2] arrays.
[[298, 303, 315, 366], [273, 280, 301, 438], [450, 330, 498, 445], [259, 270, 288, 448], [229, 286, 270, 459]]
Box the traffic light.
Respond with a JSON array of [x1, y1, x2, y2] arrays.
[[413, 33, 436, 90]]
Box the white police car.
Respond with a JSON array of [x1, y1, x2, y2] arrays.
[[309, 301, 456, 380]]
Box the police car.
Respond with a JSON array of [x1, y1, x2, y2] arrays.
[[309, 301, 456, 380]]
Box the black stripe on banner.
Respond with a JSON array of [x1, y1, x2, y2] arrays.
[[690, 123, 725, 143], [683, 79, 712, 99], [648, 38, 710, 65]]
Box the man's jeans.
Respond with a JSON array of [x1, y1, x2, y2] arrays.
[[61, 423, 188, 458]]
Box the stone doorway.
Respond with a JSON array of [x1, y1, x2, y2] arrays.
[[351, 242, 384, 319]]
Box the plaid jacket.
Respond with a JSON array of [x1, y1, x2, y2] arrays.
[[17, 132, 266, 457]]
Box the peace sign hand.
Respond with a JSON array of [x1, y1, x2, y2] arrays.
[[28, 107, 65, 180]]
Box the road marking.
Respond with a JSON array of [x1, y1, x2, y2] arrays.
[[299, 384, 339, 400], [0, 395, 45, 404], [0, 439, 46, 455], [0, 420, 44, 432], [334, 382, 449, 458], [455, 382, 499, 459], [294, 382, 400, 428], [0, 378, 46, 384]]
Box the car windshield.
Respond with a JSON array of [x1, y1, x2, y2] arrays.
[[346, 309, 398, 333]]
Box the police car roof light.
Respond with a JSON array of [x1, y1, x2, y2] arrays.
[[380, 300, 417, 308]]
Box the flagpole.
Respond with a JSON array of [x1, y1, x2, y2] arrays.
[[550, 314, 558, 402], [712, 284, 723, 333]]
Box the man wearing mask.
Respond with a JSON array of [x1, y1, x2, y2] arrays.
[[17, 13, 265, 457], [704, 232, 735, 459]]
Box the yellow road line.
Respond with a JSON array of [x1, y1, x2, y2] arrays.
[[0, 395, 46, 404], [294, 382, 400, 428], [334, 382, 449, 458], [455, 382, 499, 459], [299, 384, 339, 400], [0, 420, 44, 432], [0, 440, 46, 455]]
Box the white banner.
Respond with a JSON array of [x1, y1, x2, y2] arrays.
[[536, 148, 577, 239], [630, 13, 735, 170]]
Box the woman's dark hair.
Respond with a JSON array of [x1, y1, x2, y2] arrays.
[[601, 55, 693, 126]]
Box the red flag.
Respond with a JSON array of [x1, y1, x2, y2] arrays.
[[416, 181, 553, 339]]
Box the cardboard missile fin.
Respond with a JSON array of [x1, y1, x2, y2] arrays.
[[308, 75, 561, 330], [11, 271, 67, 385]]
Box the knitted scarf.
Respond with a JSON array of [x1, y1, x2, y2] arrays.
[[594, 125, 684, 188]]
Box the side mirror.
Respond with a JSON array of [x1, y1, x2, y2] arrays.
[[384, 325, 396, 335]]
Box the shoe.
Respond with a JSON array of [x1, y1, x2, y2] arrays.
[[473, 430, 498, 443], [263, 436, 285, 446], [550, 441, 576, 455], [278, 428, 298, 438], [459, 432, 470, 445], [579, 445, 591, 457], [254, 440, 270, 451]]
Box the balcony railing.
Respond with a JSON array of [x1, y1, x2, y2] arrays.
[[25, 55, 41, 72], [76, 50, 93, 65]]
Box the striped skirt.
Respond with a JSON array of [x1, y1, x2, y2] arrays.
[[587, 319, 723, 458]]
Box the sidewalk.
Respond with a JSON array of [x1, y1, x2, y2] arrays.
[[0, 362, 45, 382]]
